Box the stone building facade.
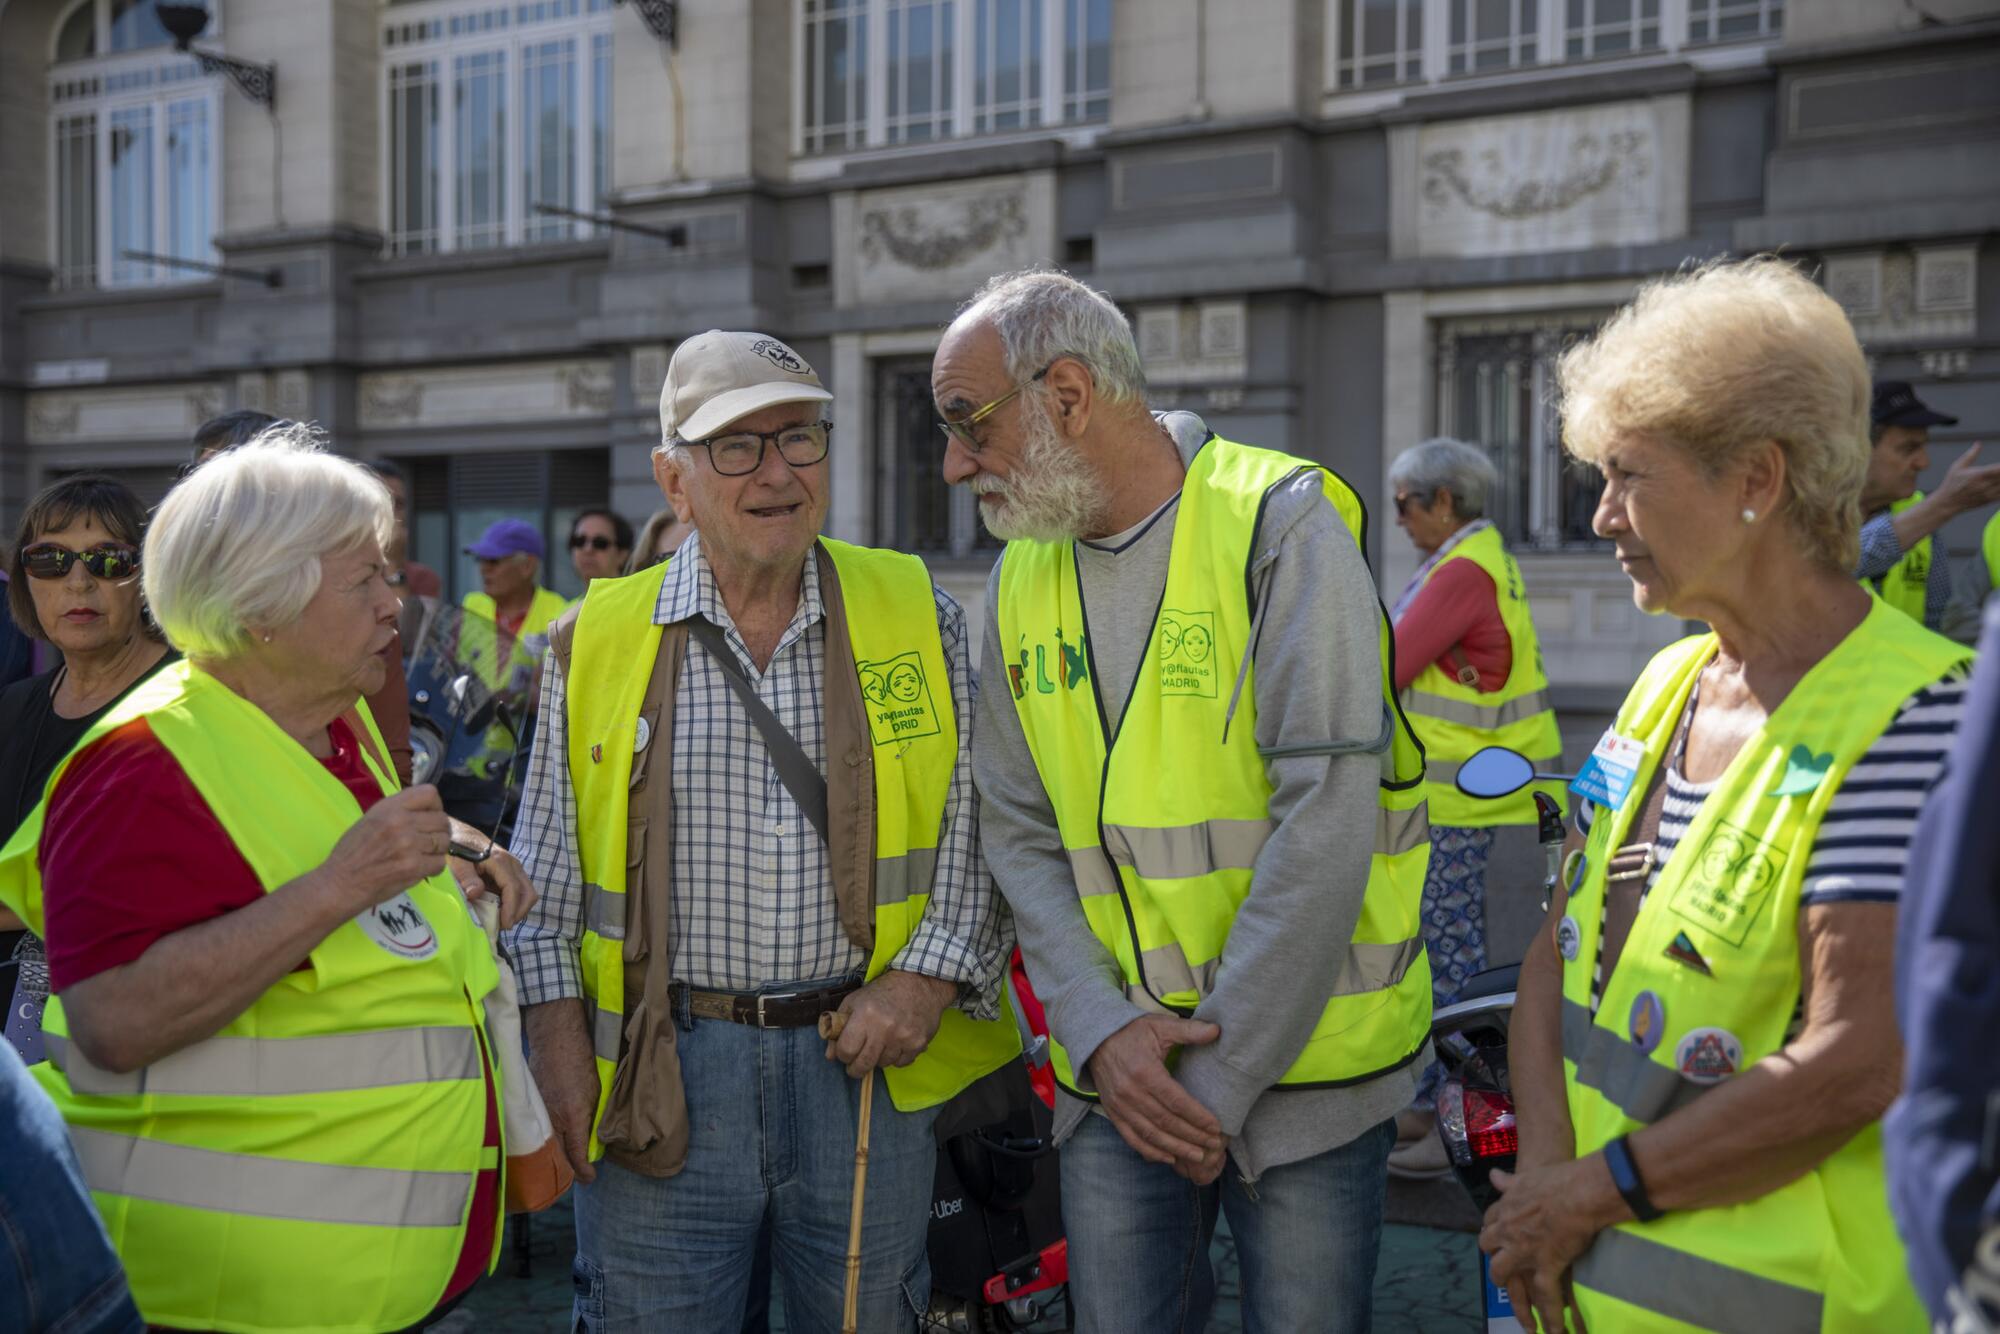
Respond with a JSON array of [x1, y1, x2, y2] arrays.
[[1, 0, 1996, 703]]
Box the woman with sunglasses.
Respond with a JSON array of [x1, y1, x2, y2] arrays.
[[567, 507, 634, 595], [0, 474, 176, 1063], [0, 426, 538, 1332]]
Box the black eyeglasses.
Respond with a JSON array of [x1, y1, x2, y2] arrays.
[[938, 362, 1055, 453], [692, 422, 832, 476], [20, 541, 142, 582], [569, 534, 620, 551]]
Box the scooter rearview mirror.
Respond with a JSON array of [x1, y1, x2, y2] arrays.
[[1455, 746, 1537, 799]]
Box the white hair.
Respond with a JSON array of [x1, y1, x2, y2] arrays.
[[653, 432, 690, 469], [957, 269, 1148, 410], [146, 423, 393, 659], [1388, 437, 1499, 521]]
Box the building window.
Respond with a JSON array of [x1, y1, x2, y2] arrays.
[[1686, 0, 1780, 44], [1448, 0, 1536, 75], [381, 0, 614, 256], [47, 0, 218, 290], [1333, 0, 1774, 92], [1436, 317, 1606, 552], [876, 361, 1000, 561], [800, 0, 1110, 154]]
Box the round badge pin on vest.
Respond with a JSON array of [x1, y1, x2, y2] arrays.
[[356, 892, 440, 961], [634, 715, 651, 752], [1628, 990, 1665, 1055], [1563, 848, 1588, 894], [1674, 1027, 1743, 1084], [1556, 915, 1581, 961]]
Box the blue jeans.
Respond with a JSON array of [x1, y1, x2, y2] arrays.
[[0, 1042, 144, 1334], [571, 1012, 941, 1334], [1061, 1110, 1395, 1334]]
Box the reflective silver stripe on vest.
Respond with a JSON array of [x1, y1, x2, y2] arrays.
[[1575, 1226, 1823, 1332], [1424, 755, 1561, 790], [1379, 803, 1430, 857], [1130, 936, 1421, 1008], [875, 847, 940, 907], [1103, 818, 1273, 881], [69, 1127, 474, 1229], [583, 999, 624, 1063], [1404, 688, 1553, 731], [584, 882, 625, 942], [43, 1028, 480, 1100], [1562, 998, 1713, 1126], [1068, 848, 1123, 899]]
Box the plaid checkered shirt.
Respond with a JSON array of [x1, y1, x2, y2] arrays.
[[502, 534, 1007, 1018]]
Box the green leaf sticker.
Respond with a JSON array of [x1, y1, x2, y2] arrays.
[[1769, 744, 1833, 798]]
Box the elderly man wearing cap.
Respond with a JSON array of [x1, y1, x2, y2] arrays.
[[461, 517, 567, 692], [503, 330, 1018, 1332], [1855, 380, 2000, 633]]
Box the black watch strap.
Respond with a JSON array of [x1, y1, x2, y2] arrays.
[[1603, 1134, 1664, 1223]]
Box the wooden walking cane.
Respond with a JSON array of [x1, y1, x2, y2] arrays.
[[818, 1009, 873, 1334]]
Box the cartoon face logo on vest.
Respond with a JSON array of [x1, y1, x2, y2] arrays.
[[1157, 609, 1218, 698], [1009, 628, 1090, 700], [858, 651, 942, 745], [1668, 819, 1787, 948]]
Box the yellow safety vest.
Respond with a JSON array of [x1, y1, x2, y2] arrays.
[[564, 542, 1018, 1155], [1867, 492, 1931, 624], [0, 660, 502, 1334], [994, 435, 1432, 1096], [1400, 523, 1566, 827], [1561, 598, 1961, 1332], [1983, 510, 2000, 589], [461, 586, 567, 693]]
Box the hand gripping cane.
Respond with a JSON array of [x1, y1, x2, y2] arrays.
[[817, 1009, 873, 1334]]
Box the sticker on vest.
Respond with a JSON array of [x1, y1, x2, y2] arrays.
[[1571, 730, 1644, 810], [1157, 610, 1218, 698], [1673, 1027, 1742, 1085], [1556, 915, 1581, 961], [634, 715, 652, 753], [1009, 630, 1089, 700], [1663, 930, 1713, 977], [356, 892, 439, 960], [1769, 744, 1833, 798], [857, 652, 942, 745], [1667, 819, 1787, 948], [1628, 990, 1665, 1055]]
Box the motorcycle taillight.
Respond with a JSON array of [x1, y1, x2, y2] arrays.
[[1463, 1087, 1517, 1159]]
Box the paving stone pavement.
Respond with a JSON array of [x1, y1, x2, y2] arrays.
[[439, 1179, 1484, 1332]]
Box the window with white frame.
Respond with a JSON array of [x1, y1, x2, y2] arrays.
[[799, 0, 1110, 155], [1436, 314, 1608, 551], [381, 0, 614, 257], [1333, 0, 1774, 91], [47, 0, 220, 290]]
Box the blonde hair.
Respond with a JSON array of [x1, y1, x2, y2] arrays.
[[1558, 256, 1870, 570], [146, 423, 393, 659]]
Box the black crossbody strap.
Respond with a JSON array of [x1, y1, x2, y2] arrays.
[[686, 618, 830, 846]]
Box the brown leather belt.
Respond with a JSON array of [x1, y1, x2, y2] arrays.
[[679, 981, 860, 1030]]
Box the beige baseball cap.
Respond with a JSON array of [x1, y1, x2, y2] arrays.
[[658, 330, 833, 443]]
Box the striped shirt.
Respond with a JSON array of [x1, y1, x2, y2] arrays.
[[501, 534, 1007, 1018], [1578, 669, 1968, 1012]]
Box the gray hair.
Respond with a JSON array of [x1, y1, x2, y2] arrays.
[[146, 422, 393, 659], [653, 432, 690, 469], [1388, 438, 1498, 521], [957, 269, 1148, 410]]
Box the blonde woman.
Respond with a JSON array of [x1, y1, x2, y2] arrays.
[[1479, 259, 1962, 1333]]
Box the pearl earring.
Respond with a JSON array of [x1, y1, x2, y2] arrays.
[[262, 632, 274, 643], [1741, 509, 1757, 524]]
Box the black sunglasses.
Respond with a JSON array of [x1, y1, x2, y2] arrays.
[[569, 534, 621, 551], [20, 541, 141, 582]]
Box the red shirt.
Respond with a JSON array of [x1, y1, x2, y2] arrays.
[[1392, 557, 1514, 693], [42, 716, 499, 1308]]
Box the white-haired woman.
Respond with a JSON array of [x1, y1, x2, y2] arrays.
[[1385, 439, 1564, 1179], [1479, 258, 1956, 1333], [0, 428, 536, 1333]]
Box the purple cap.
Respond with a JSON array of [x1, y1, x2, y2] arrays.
[[464, 518, 545, 561]]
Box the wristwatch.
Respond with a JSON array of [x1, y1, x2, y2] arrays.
[[1603, 1134, 1663, 1223]]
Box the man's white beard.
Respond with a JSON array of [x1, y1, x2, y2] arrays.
[[972, 397, 1105, 542]]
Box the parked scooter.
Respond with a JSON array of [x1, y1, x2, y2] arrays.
[[401, 595, 535, 847], [1429, 746, 1574, 1333]]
